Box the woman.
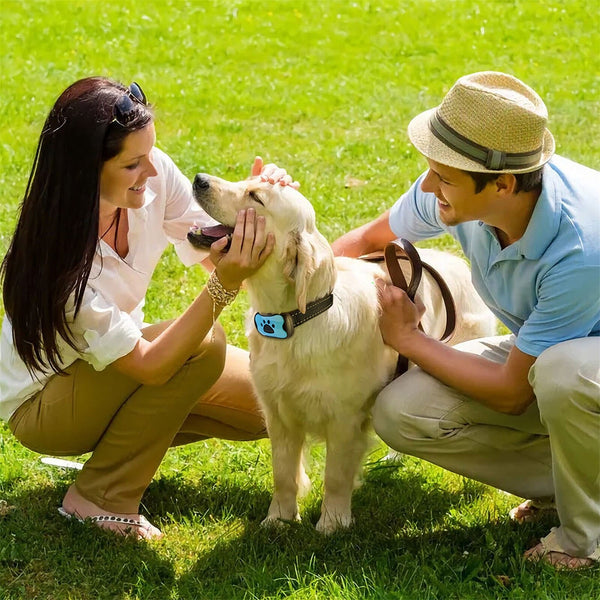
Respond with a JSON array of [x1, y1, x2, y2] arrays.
[[0, 77, 293, 540]]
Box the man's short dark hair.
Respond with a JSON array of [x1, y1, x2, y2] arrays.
[[465, 167, 544, 194]]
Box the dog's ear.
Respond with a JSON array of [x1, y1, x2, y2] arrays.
[[283, 230, 316, 313]]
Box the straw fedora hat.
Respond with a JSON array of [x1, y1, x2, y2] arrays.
[[408, 71, 555, 174]]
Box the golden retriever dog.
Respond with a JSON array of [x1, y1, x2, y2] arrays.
[[190, 174, 496, 533]]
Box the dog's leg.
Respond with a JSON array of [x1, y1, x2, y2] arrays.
[[316, 417, 369, 534], [262, 415, 307, 527]]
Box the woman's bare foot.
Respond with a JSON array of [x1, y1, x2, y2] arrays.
[[61, 484, 163, 540]]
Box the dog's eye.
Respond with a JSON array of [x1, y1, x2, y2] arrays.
[[248, 190, 264, 206]]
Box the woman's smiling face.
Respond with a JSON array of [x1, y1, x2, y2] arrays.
[[99, 123, 158, 211]]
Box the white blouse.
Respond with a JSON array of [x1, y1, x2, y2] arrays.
[[0, 147, 213, 421]]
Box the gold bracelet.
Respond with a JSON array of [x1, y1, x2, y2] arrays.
[[206, 270, 239, 306], [206, 271, 239, 341]]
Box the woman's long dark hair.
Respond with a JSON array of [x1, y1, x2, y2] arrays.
[[1, 77, 153, 375]]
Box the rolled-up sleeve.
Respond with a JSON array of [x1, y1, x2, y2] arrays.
[[68, 288, 142, 371]]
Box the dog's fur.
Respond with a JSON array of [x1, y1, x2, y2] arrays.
[[193, 174, 496, 533]]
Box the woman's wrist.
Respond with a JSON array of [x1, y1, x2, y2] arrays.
[[214, 266, 243, 293], [206, 270, 239, 306]]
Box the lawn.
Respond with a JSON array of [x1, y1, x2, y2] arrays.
[[1, 1, 599, 598]]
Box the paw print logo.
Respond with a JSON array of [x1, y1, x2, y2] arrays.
[[254, 313, 286, 338], [260, 319, 275, 334]]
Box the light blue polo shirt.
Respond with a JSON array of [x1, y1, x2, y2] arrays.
[[388, 155, 600, 357]]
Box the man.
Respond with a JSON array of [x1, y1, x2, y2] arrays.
[[332, 72, 599, 570]]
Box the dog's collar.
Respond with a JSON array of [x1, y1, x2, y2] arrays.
[[254, 293, 334, 339]]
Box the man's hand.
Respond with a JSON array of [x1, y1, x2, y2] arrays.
[[377, 279, 425, 353]]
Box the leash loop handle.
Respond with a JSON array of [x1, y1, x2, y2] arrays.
[[384, 239, 422, 301], [380, 239, 457, 378], [384, 239, 421, 378]]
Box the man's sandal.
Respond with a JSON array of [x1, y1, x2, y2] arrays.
[[509, 498, 556, 524], [525, 527, 600, 570], [58, 506, 152, 537]]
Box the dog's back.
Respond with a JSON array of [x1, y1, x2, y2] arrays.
[[403, 248, 496, 343]]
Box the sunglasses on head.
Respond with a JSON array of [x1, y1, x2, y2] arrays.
[[112, 82, 147, 126]]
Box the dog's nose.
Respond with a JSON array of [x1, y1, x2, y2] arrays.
[[193, 173, 210, 196]]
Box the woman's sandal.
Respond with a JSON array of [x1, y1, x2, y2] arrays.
[[509, 498, 556, 524], [57, 506, 159, 539], [525, 528, 600, 570]]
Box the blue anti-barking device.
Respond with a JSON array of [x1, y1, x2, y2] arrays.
[[253, 293, 335, 340], [254, 313, 291, 339]]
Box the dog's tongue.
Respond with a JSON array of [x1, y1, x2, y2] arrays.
[[187, 223, 235, 249], [201, 224, 234, 238]]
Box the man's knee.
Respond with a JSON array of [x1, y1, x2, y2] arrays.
[[373, 368, 448, 451], [531, 338, 600, 422]]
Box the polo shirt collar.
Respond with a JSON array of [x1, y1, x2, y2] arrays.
[[481, 164, 562, 261], [516, 165, 562, 259]]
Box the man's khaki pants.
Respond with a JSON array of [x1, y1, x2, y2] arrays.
[[8, 324, 266, 513], [373, 335, 600, 558]]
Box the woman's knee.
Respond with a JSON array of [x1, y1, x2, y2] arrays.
[[142, 319, 227, 382], [162, 325, 228, 413], [188, 323, 227, 377]]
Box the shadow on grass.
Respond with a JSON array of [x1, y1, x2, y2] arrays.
[[0, 459, 463, 599], [0, 484, 175, 599], [141, 469, 273, 525], [170, 462, 571, 599], [0, 452, 274, 600], [2, 457, 594, 600]]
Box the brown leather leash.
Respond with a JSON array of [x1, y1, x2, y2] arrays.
[[361, 239, 457, 378]]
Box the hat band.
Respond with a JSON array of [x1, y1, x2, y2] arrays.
[[429, 112, 543, 170]]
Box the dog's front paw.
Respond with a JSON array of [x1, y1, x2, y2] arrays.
[[315, 511, 353, 535], [261, 498, 301, 528], [260, 513, 300, 528], [260, 515, 285, 528]]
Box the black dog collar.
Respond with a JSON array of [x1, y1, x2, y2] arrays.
[[254, 293, 334, 339]]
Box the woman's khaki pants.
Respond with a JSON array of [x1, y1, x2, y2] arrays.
[[8, 324, 266, 513], [373, 335, 600, 558]]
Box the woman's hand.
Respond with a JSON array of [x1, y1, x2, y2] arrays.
[[251, 156, 300, 189], [377, 279, 425, 353], [210, 208, 274, 290]]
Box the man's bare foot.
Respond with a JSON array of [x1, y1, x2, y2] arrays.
[[524, 542, 596, 570], [524, 528, 598, 570], [61, 484, 163, 540], [509, 498, 556, 524]]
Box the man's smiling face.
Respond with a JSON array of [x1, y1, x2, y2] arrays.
[[420, 158, 498, 226]]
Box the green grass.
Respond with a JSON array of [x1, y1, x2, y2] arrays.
[[1, 1, 599, 598]]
